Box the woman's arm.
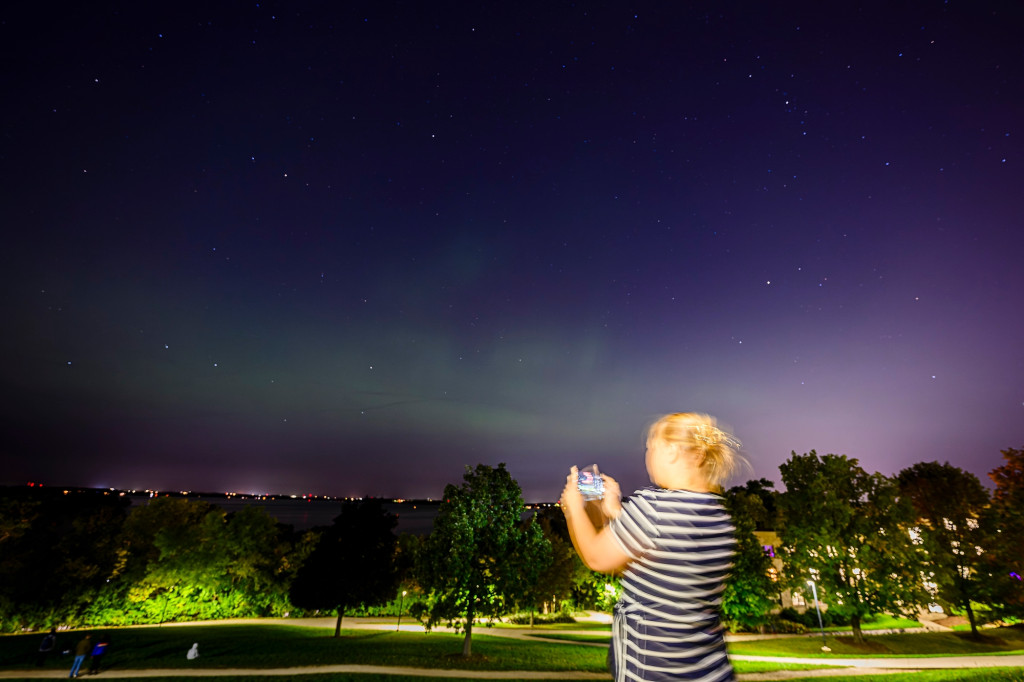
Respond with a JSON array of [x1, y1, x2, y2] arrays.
[[561, 467, 631, 573]]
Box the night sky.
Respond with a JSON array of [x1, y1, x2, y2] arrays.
[[2, 2, 1021, 501]]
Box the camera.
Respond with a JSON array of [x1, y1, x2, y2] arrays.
[[577, 464, 604, 500]]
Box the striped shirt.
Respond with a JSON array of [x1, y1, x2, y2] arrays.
[[608, 488, 736, 682]]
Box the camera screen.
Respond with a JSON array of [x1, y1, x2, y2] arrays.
[[577, 469, 604, 499]]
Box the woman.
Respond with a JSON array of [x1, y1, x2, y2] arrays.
[[561, 413, 741, 682]]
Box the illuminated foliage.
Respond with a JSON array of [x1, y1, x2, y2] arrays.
[[897, 461, 994, 636], [989, 447, 1024, 617], [105, 501, 300, 624], [414, 464, 550, 656], [0, 489, 128, 631], [778, 451, 927, 642], [521, 507, 583, 622], [721, 484, 779, 631]]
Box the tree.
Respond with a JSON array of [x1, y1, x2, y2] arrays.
[[0, 489, 129, 631], [289, 499, 399, 637], [989, 447, 1024, 617], [98, 497, 286, 624], [520, 508, 580, 623], [897, 461, 993, 636], [778, 451, 926, 642], [118, 497, 215, 582], [85, 498, 314, 626], [721, 484, 778, 631], [150, 508, 234, 593], [0, 495, 38, 544], [415, 463, 550, 656], [531, 507, 616, 614], [729, 478, 779, 530]]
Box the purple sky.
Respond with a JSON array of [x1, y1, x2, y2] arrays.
[[2, 2, 1021, 501]]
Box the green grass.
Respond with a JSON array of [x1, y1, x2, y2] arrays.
[[7, 622, 1024, 681], [521, 633, 837, 674], [0, 624, 833, 678], [823, 614, 923, 631], [733, 660, 839, 673], [0, 669, 837, 681], [728, 627, 1024, 658], [3, 668, 1021, 682], [0, 676, 584, 682], [0, 625, 607, 673], [783, 669, 1024, 682]]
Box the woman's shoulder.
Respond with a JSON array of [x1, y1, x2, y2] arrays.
[[632, 487, 725, 503], [623, 488, 729, 522]]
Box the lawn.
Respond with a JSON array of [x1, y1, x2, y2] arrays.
[[784, 670, 1024, 682], [823, 614, 923, 631], [727, 626, 1024, 658], [0, 625, 607, 673], [5, 622, 1024, 681], [0, 624, 828, 677], [1, 669, 1023, 682]]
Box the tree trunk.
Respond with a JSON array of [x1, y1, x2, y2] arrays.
[[462, 601, 474, 656], [850, 613, 863, 644], [529, 608, 535, 627], [965, 600, 980, 638], [334, 607, 344, 638]]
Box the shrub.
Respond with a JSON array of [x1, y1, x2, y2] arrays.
[[763, 615, 808, 634], [506, 611, 578, 625]]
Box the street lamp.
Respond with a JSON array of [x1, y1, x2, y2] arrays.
[[396, 590, 408, 631], [806, 579, 830, 652]]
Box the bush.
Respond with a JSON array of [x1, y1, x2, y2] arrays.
[[506, 611, 578, 625], [777, 607, 803, 624], [763, 614, 808, 634], [778, 607, 826, 629], [348, 591, 427, 618], [778, 606, 863, 630]]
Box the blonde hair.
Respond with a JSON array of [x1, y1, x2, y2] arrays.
[[646, 413, 743, 491]]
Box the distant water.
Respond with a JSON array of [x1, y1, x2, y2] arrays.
[[129, 495, 440, 534]]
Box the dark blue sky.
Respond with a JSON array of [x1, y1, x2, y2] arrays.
[[2, 1, 1021, 500]]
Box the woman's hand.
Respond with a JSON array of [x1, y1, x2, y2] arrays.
[[561, 466, 585, 516], [600, 474, 623, 520], [560, 466, 632, 574]]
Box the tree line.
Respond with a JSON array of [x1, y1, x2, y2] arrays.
[[772, 447, 1024, 641], [0, 464, 612, 644], [1, 449, 1021, 650]]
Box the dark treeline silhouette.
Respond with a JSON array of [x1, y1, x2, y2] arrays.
[[1, 448, 1021, 637]]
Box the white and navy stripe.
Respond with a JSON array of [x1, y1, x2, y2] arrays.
[[609, 488, 736, 682]]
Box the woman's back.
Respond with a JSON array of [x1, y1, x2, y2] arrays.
[[610, 487, 736, 681]]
